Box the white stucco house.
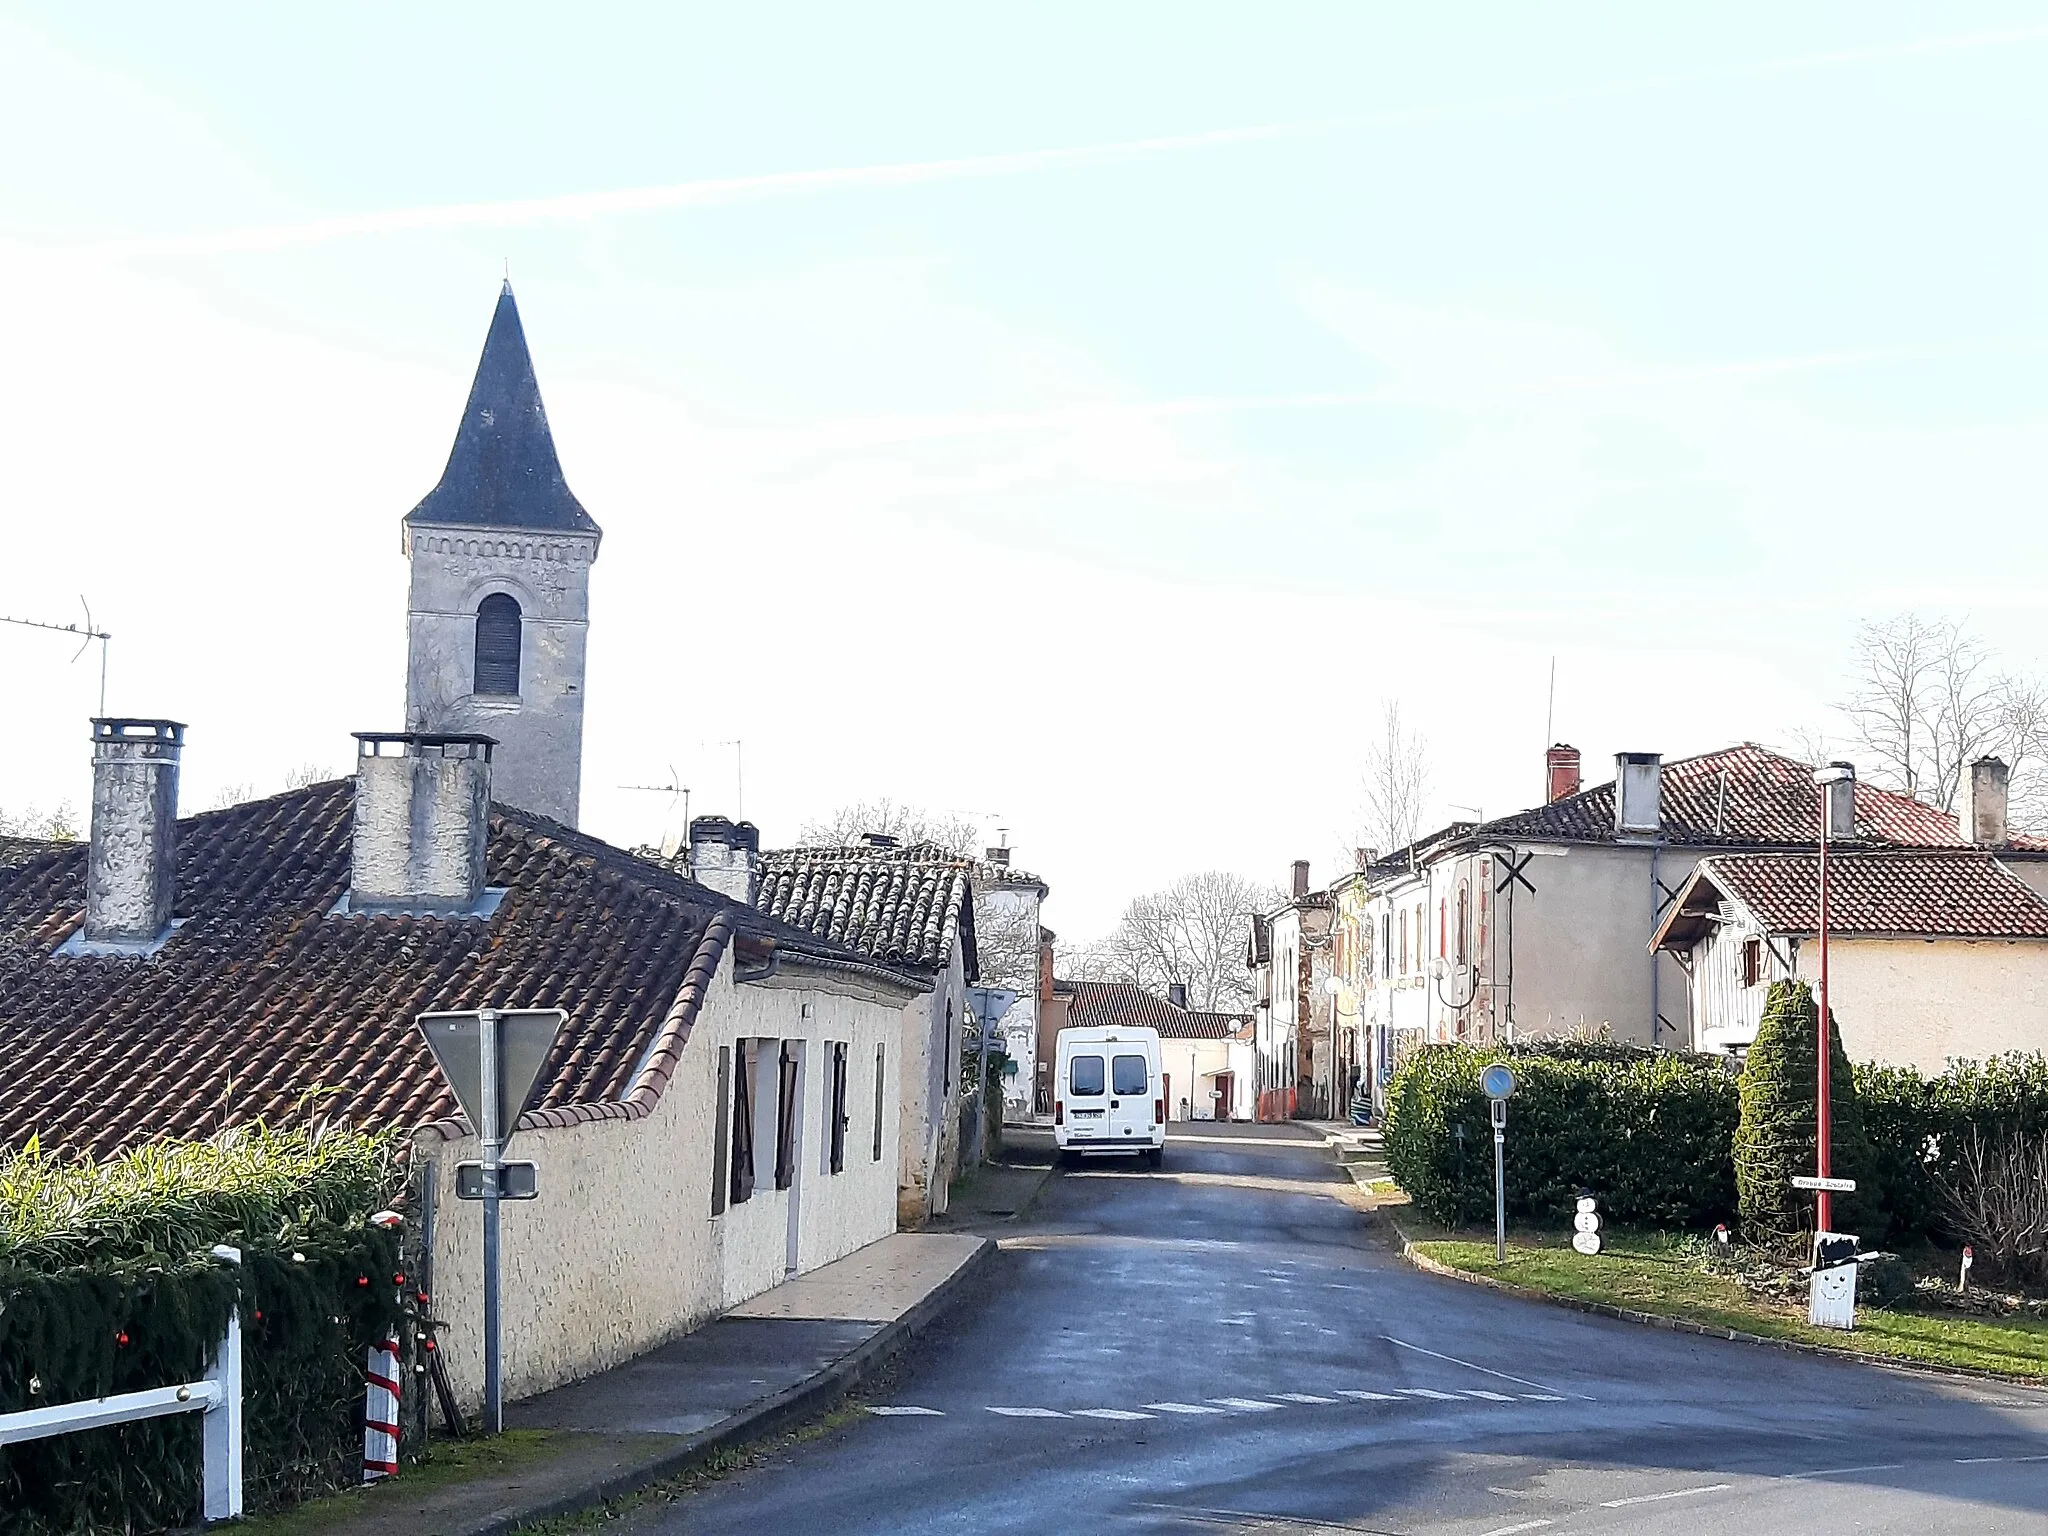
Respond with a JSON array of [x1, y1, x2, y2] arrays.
[[1245, 862, 1335, 1120]]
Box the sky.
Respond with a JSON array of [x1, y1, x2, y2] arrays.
[[3, 4, 2048, 940]]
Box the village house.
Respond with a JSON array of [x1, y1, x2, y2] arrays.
[[0, 285, 943, 1410], [1651, 758, 2048, 1071], [1245, 862, 1335, 1121], [1333, 743, 1976, 1057], [1055, 979, 1254, 1121]]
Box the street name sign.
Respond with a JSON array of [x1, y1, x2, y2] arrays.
[[455, 1161, 538, 1201], [1791, 1176, 1857, 1193]]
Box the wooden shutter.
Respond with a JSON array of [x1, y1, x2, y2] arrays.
[[711, 1045, 731, 1216], [473, 593, 522, 696], [774, 1044, 800, 1190], [730, 1042, 756, 1204], [872, 1044, 886, 1161], [829, 1043, 848, 1174]]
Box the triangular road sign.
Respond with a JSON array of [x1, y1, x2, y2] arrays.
[[417, 1009, 567, 1150]]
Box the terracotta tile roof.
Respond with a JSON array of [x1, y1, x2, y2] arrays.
[[0, 836, 64, 871], [1056, 980, 1251, 1040], [749, 843, 977, 977], [1665, 850, 2048, 944], [0, 781, 857, 1158], [1479, 744, 1965, 849]]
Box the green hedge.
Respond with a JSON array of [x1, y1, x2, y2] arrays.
[[1382, 1041, 1740, 1229], [0, 1127, 410, 1535], [1857, 1053, 2048, 1243]]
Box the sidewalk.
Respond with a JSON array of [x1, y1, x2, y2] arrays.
[[254, 1232, 991, 1536]]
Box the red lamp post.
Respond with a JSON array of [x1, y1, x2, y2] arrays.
[[1812, 762, 1856, 1234]]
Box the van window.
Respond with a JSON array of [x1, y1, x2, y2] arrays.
[[1069, 1054, 1105, 1096], [1112, 1054, 1148, 1095]]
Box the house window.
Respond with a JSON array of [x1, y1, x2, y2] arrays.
[[473, 593, 522, 696], [1381, 913, 1392, 978], [1456, 884, 1469, 967], [1741, 937, 1762, 989], [711, 1045, 732, 1216], [829, 1042, 849, 1175], [943, 997, 953, 1098], [774, 1044, 800, 1191], [872, 1044, 887, 1161], [729, 1042, 757, 1206], [1438, 898, 1447, 960]]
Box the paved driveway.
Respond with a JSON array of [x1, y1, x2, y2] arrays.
[[613, 1123, 2047, 1534]]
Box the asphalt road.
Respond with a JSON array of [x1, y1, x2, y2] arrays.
[[614, 1124, 2048, 1535]]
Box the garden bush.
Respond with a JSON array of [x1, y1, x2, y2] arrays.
[[0, 1126, 411, 1536], [1733, 980, 1882, 1246], [1382, 1040, 1739, 1229]]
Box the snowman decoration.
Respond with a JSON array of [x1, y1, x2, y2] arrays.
[[1571, 1192, 1602, 1256]]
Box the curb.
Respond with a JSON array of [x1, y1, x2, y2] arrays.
[[460, 1236, 997, 1536], [1388, 1219, 2044, 1392]]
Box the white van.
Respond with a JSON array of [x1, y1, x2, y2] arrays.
[[1054, 1026, 1165, 1167]]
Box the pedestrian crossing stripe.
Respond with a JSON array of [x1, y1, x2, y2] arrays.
[[1072, 1408, 1155, 1420], [1145, 1402, 1227, 1414], [1464, 1390, 1517, 1401], [1208, 1397, 1284, 1411], [1398, 1388, 1462, 1400], [1338, 1390, 1401, 1401], [882, 1388, 1574, 1422], [986, 1406, 1066, 1417], [866, 1405, 944, 1415], [1273, 1392, 1340, 1404]]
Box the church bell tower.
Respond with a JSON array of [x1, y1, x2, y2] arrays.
[[402, 283, 600, 827]]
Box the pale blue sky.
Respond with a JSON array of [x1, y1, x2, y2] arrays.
[[4, 5, 2046, 934]]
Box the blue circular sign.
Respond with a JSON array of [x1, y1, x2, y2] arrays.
[[1481, 1064, 1517, 1101]]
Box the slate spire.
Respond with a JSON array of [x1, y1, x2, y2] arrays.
[[405, 283, 601, 537]]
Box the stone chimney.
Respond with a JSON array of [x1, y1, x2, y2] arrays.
[[1355, 847, 1378, 872], [984, 845, 1011, 868], [1821, 761, 1858, 841], [859, 831, 899, 849], [1291, 860, 1311, 899], [84, 718, 185, 947], [1038, 925, 1056, 1006], [1961, 756, 2009, 846], [690, 816, 761, 905], [1166, 982, 1189, 1010], [349, 733, 494, 913], [1546, 744, 1582, 804], [1614, 752, 1663, 835]]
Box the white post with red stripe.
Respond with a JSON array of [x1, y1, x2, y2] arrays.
[[362, 1339, 401, 1481]]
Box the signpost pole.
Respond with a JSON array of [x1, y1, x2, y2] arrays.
[[1812, 765, 1853, 1236], [1492, 1101, 1507, 1264], [478, 1008, 503, 1436]]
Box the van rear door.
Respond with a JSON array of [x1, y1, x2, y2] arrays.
[[1067, 1051, 1107, 1145], [1108, 1050, 1152, 1148]]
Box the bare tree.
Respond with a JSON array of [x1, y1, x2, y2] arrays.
[[1064, 871, 1283, 1013], [1358, 702, 1430, 856], [972, 893, 1039, 994], [1839, 614, 2045, 820], [0, 802, 81, 842], [284, 762, 339, 790], [798, 799, 981, 857]]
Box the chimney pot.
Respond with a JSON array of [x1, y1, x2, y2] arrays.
[[859, 831, 899, 849], [984, 845, 1011, 867], [1545, 743, 1582, 804], [1167, 982, 1189, 1010], [349, 733, 494, 912], [84, 718, 185, 946], [1822, 761, 1858, 841], [1961, 756, 2010, 846], [1614, 752, 1663, 835], [690, 815, 762, 905], [1291, 859, 1311, 899]]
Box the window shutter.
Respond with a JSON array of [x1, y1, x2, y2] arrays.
[[474, 593, 522, 696], [711, 1046, 731, 1216], [774, 1045, 800, 1190], [830, 1043, 848, 1174], [731, 1043, 756, 1204], [872, 1044, 886, 1161]]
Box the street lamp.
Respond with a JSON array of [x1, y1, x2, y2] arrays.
[[1812, 762, 1856, 1234]]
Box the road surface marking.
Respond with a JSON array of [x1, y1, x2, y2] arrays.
[[1209, 1397, 1285, 1411], [985, 1406, 1067, 1418], [866, 1405, 944, 1416], [1338, 1390, 1401, 1401], [1477, 1522, 1555, 1536], [1598, 1482, 1731, 1508], [1784, 1463, 1904, 1478], [1145, 1402, 1227, 1414], [1397, 1388, 1463, 1400], [1519, 1394, 1566, 1402], [1072, 1407, 1155, 1420], [1382, 1335, 1585, 1399], [1463, 1390, 1517, 1401], [1273, 1392, 1340, 1404]]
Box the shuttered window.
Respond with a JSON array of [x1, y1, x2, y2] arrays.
[[774, 1044, 800, 1190], [711, 1046, 731, 1216], [730, 1042, 756, 1205], [872, 1044, 886, 1161], [474, 593, 522, 696], [829, 1043, 848, 1175]]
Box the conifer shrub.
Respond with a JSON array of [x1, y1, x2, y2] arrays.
[[1382, 1041, 1739, 1229], [1733, 979, 1882, 1247], [0, 1126, 410, 1535]]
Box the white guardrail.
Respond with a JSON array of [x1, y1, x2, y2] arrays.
[[0, 1244, 244, 1521]]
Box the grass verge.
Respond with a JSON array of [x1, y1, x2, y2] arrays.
[[1408, 1227, 2048, 1381], [236, 1431, 564, 1535]]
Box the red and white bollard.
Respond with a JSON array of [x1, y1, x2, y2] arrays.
[[363, 1338, 401, 1481]]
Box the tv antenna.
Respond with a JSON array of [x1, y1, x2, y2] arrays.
[[0, 597, 111, 715], [619, 767, 690, 858]]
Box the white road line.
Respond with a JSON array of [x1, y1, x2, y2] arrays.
[[1519, 1393, 1566, 1402], [1477, 1521, 1556, 1536], [985, 1406, 1067, 1418], [1463, 1390, 1517, 1401], [1382, 1335, 1585, 1399], [866, 1405, 944, 1416], [1145, 1402, 1227, 1414], [1338, 1390, 1401, 1401], [1786, 1463, 1906, 1478], [1072, 1407, 1155, 1421], [1273, 1392, 1340, 1404], [1209, 1397, 1285, 1412], [1598, 1483, 1731, 1509], [1397, 1388, 1463, 1401]]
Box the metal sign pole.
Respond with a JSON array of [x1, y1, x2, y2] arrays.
[[478, 1007, 503, 1436], [1493, 1101, 1507, 1264]]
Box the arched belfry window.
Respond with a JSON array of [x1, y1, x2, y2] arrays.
[[474, 593, 522, 696]]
